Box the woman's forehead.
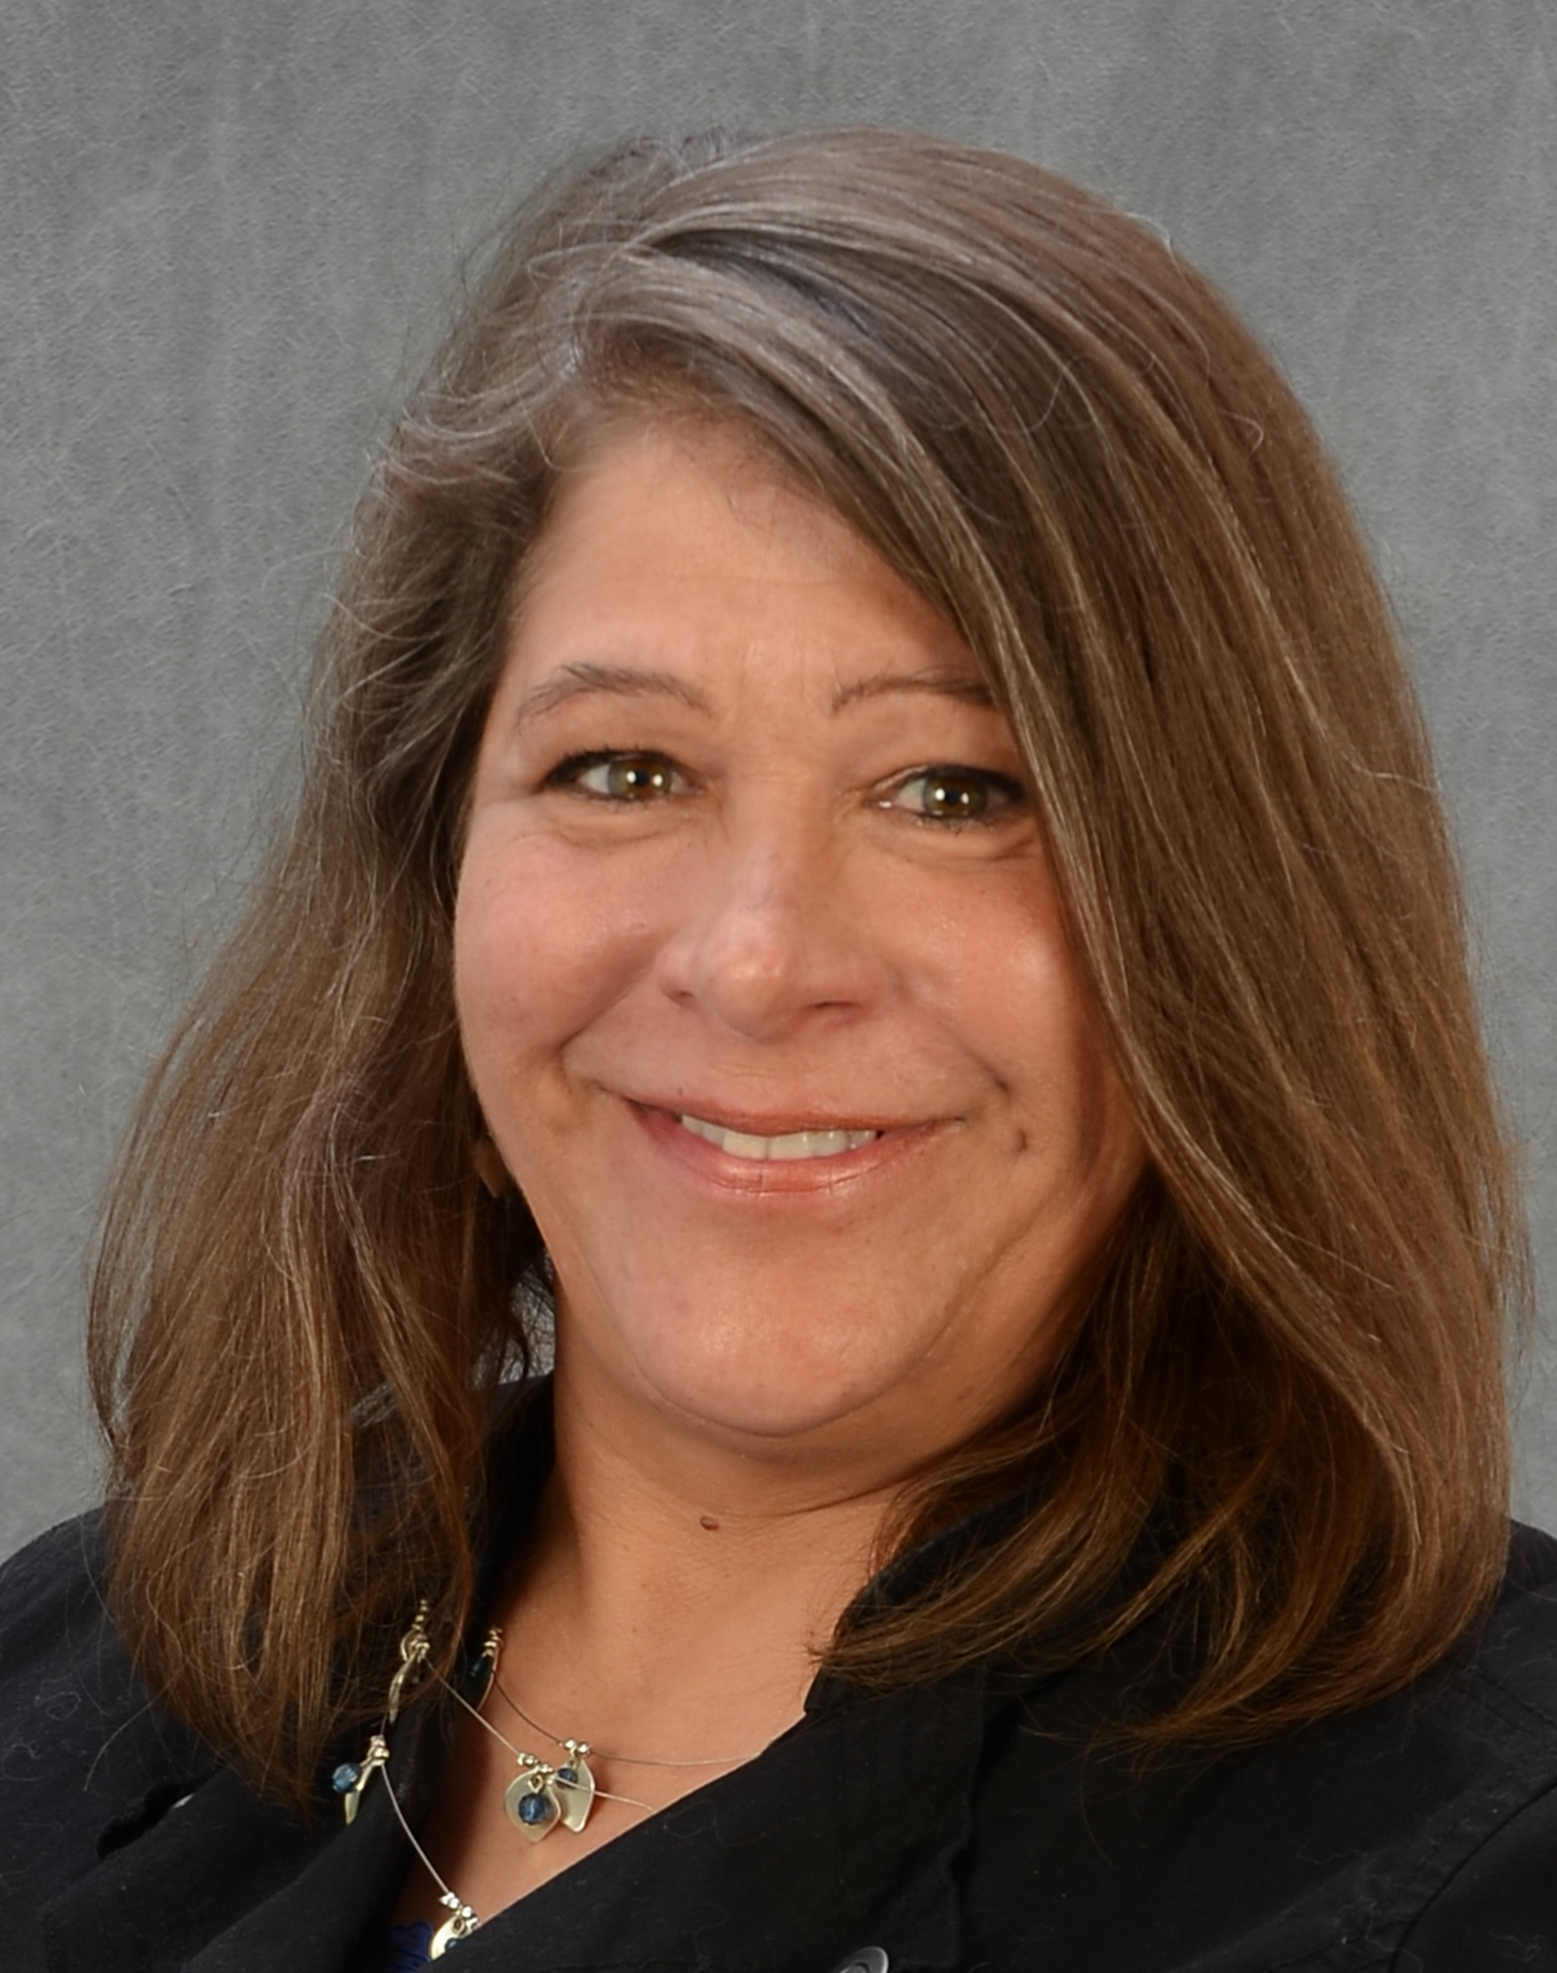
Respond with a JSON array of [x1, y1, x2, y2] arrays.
[[501, 418, 986, 694]]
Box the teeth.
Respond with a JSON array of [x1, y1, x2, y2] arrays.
[[677, 1114, 881, 1161]]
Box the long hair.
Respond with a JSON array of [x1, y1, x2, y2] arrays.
[[90, 128, 1526, 1803]]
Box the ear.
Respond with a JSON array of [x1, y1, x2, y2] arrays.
[[473, 1137, 509, 1198]]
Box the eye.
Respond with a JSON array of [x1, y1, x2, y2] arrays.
[[544, 750, 690, 802], [882, 765, 1027, 825]]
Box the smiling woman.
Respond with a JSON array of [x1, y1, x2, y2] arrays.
[[1, 129, 1553, 1970], [455, 422, 1143, 1463]]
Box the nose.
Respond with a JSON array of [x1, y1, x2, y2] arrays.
[[653, 812, 884, 1043]]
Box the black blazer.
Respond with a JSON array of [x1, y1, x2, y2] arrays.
[[5, 1421, 1557, 1971]]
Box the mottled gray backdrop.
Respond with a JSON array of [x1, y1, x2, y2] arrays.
[[2, 1, 1554, 1555]]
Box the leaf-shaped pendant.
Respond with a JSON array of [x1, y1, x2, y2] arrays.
[[430, 1893, 479, 1957], [553, 1741, 596, 1833], [334, 1733, 389, 1825], [504, 1762, 562, 1842]]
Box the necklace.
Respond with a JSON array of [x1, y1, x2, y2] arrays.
[[334, 1603, 770, 1954], [489, 1672, 763, 1773], [379, 1758, 479, 1958], [439, 1628, 657, 1839], [333, 1606, 477, 1958], [444, 1628, 763, 1838]]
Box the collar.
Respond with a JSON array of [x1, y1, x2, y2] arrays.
[[40, 1648, 985, 1973], [35, 1381, 1060, 1973]]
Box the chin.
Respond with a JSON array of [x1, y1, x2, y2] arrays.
[[614, 1319, 923, 1448], [659, 1381, 879, 1445]]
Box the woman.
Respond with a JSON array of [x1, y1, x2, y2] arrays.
[[2, 127, 1552, 1969]]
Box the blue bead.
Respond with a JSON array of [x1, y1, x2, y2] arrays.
[[332, 1762, 361, 1793], [557, 1766, 577, 1786], [517, 1790, 555, 1825]]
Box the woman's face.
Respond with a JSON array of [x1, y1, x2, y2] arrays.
[[455, 421, 1145, 1472]]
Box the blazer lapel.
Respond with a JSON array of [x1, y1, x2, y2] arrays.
[[40, 1744, 407, 1973]]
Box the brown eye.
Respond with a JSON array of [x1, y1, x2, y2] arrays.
[[887, 767, 1024, 824], [598, 755, 676, 800], [551, 752, 688, 801]]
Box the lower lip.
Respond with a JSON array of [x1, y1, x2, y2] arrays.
[[630, 1103, 938, 1197]]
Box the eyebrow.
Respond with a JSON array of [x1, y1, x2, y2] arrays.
[[515, 662, 715, 723], [829, 667, 998, 711], [516, 659, 999, 725]]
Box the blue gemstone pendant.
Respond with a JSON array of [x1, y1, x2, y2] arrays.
[[466, 1626, 502, 1696], [553, 1740, 596, 1832], [335, 1733, 389, 1824], [504, 1760, 562, 1843]]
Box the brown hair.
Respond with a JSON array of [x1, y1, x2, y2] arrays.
[[90, 128, 1525, 1802]]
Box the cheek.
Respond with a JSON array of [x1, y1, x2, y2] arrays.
[[907, 872, 1140, 1171], [893, 869, 1078, 1066], [452, 838, 652, 1079]]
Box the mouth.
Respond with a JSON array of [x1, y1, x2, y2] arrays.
[[627, 1099, 938, 1197], [675, 1113, 883, 1163]]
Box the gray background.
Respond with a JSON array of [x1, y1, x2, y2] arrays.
[[2, 0, 1553, 1557]]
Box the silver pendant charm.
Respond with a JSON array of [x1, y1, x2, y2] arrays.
[[333, 1732, 389, 1825], [387, 1603, 432, 1723], [554, 1739, 596, 1832], [429, 1891, 479, 1957], [504, 1756, 564, 1842]]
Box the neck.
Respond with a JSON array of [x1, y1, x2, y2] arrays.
[[486, 1367, 904, 1762]]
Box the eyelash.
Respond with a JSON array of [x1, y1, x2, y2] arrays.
[[541, 751, 1027, 826], [881, 766, 1027, 827], [542, 750, 694, 802]]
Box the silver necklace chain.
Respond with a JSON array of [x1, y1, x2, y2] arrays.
[[438, 1657, 658, 1813], [488, 1668, 763, 1771], [377, 1759, 479, 1956], [339, 1606, 767, 1960]]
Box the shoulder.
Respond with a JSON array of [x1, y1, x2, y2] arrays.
[[0, 1512, 112, 1678], [961, 1522, 1557, 1968], [1473, 1517, 1557, 1703], [1380, 1521, 1557, 1962], [0, 1513, 215, 1905]]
